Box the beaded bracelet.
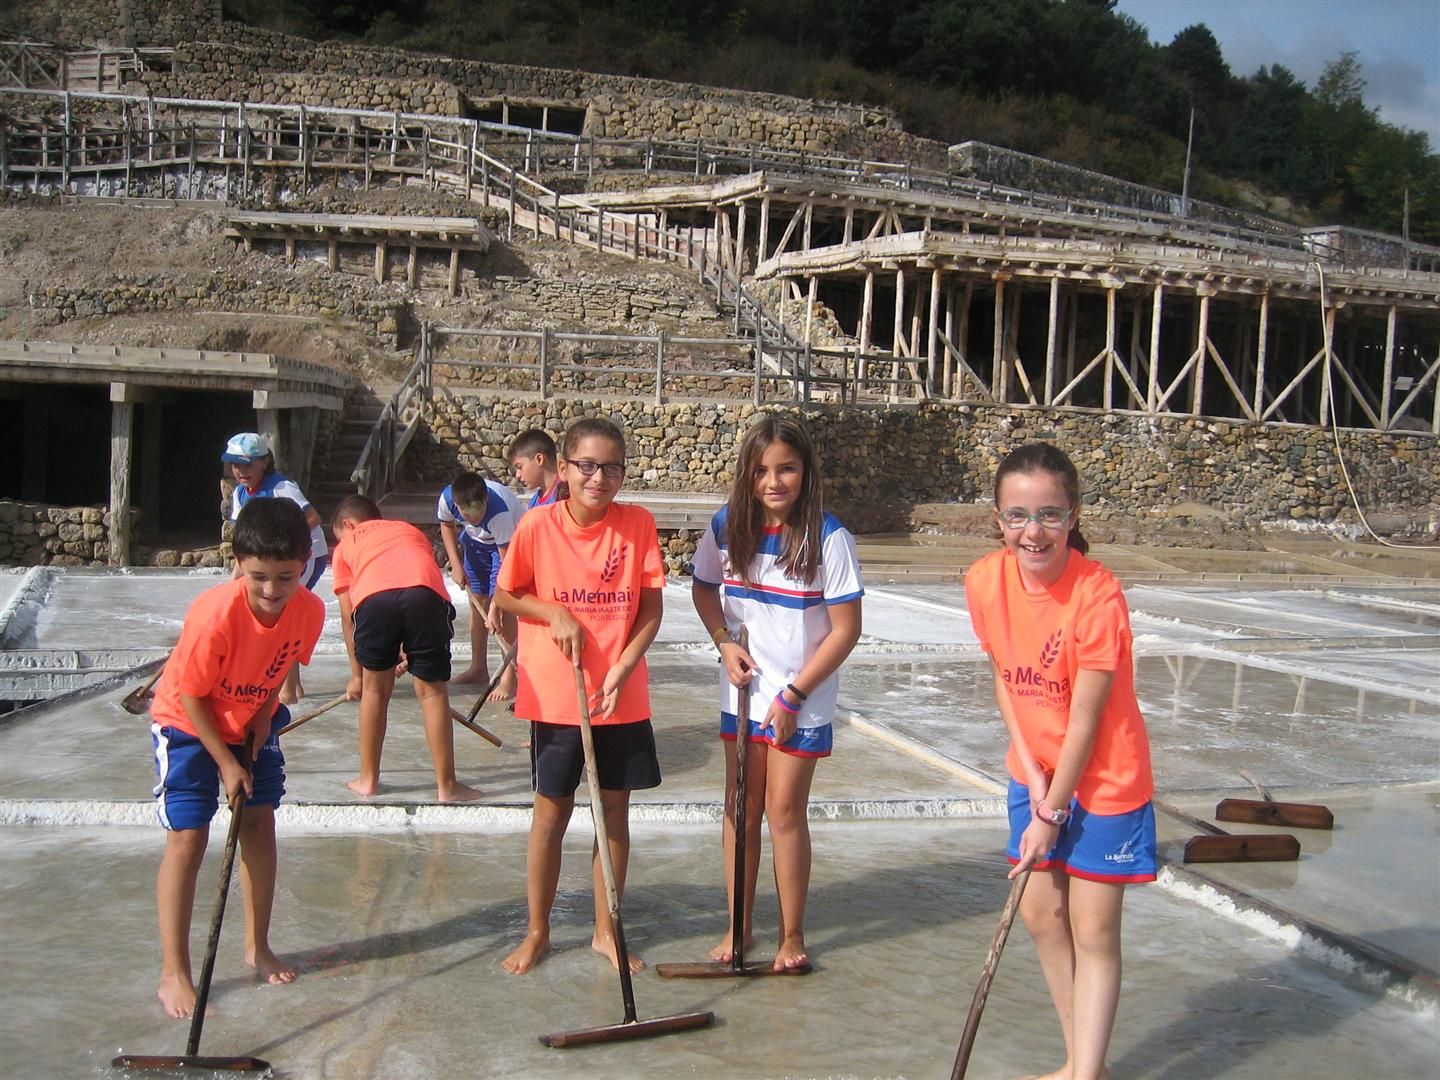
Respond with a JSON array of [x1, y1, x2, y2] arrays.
[[773, 690, 800, 715], [785, 682, 808, 702]]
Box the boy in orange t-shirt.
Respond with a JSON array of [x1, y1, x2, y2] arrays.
[[148, 498, 325, 1019], [329, 495, 483, 803], [494, 418, 665, 975]]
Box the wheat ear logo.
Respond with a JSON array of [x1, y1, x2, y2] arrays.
[[265, 639, 302, 680], [600, 546, 625, 583], [1039, 630, 1062, 669]]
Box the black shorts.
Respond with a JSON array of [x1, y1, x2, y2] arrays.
[[353, 586, 454, 683], [530, 719, 661, 798]]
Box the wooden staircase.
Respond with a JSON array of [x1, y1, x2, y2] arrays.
[[306, 384, 395, 521]]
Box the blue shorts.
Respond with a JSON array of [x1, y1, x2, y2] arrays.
[[720, 711, 832, 758], [1006, 779, 1157, 883], [460, 536, 501, 597], [151, 706, 290, 832], [303, 553, 329, 591]]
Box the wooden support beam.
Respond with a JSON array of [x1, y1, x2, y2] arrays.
[[407, 244, 418, 289], [1380, 305, 1397, 428], [927, 267, 942, 396], [448, 247, 461, 298], [804, 276, 817, 344], [735, 200, 747, 277], [992, 277, 1007, 401], [1044, 276, 1060, 405], [758, 195, 770, 265], [1191, 294, 1210, 415], [859, 269, 875, 383], [1252, 292, 1270, 419], [109, 398, 133, 567], [374, 241, 386, 284], [1104, 287, 1117, 410]]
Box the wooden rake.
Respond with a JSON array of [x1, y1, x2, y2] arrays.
[[538, 660, 715, 1048], [1156, 799, 1300, 863], [657, 626, 811, 979], [950, 869, 1031, 1079], [1215, 769, 1335, 830], [112, 739, 269, 1073]]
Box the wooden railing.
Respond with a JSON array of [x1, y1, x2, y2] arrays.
[[350, 333, 432, 500]]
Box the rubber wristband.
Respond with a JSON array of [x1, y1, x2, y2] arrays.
[[773, 690, 800, 715], [785, 682, 808, 702]]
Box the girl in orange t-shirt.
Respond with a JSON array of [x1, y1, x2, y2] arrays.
[[966, 442, 1156, 1080]]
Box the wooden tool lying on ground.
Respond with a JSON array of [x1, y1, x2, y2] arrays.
[[1215, 769, 1335, 830], [538, 660, 715, 1048], [657, 627, 810, 979], [951, 869, 1031, 1080], [112, 739, 270, 1074], [1156, 799, 1301, 863]]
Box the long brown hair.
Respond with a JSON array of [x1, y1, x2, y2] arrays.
[[992, 442, 1090, 555], [726, 414, 824, 586]]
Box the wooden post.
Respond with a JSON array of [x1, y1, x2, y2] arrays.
[[753, 342, 762, 406], [843, 204, 854, 245], [859, 269, 875, 385], [1044, 276, 1060, 405], [1319, 305, 1335, 428], [655, 330, 666, 405], [1252, 292, 1269, 419], [927, 267, 942, 395], [109, 393, 134, 567], [1148, 284, 1164, 411], [448, 247, 461, 298], [757, 195, 770, 265], [1380, 304, 1397, 428], [804, 276, 817, 344], [803, 200, 813, 252], [1191, 293, 1210, 416], [1103, 287, 1117, 411], [375, 242, 386, 284], [892, 269, 906, 402], [992, 276, 1007, 401], [328, 239, 339, 272], [539, 326, 550, 399], [735, 201, 747, 277], [407, 244, 418, 289]]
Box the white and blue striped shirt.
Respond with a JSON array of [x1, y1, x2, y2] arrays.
[[691, 507, 864, 728]]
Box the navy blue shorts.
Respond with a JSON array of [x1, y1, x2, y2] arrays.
[[151, 706, 290, 832], [460, 536, 501, 597], [1006, 779, 1157, 883], [353, 586, 454, 683], [530, 719, 661, 798]]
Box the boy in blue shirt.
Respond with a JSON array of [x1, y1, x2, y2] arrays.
[[437, 471, 521, 698]]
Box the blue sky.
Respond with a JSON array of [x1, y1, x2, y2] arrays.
[[1115, 0, 1440, 144]]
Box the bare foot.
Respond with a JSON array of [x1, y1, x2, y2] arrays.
[[502, 931, 550, 974], [438, 781, 484, 802], [246, 947, 297, 985], [450, 666, 489, 686], [773, 936, 809, 972], [157, 972, 197, 1018], [706, 932, 755, 963], [593, 932, 645, 973], [346, 776, 381, 797], [487, 670, 517, 703]]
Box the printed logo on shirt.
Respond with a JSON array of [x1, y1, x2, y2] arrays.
[[600, 546, 625, 583], [1040, 629, 1062, 669], [999, 663, 1071, 710], [264, 639, 305, 681]]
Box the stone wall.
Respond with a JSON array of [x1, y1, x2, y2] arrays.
[[28, 274, 407, 345], [4, 0, 221, 47], [0, 501, 133, 566], [128, 40, 939, 169], [409, 394, 1440, 536]]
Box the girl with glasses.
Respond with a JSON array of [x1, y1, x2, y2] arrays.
[[690, 414, 864, 972], [966, 442, 1156, 1080]]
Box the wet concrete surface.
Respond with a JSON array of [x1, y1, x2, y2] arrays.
[[1, 562, 1438, 1078]]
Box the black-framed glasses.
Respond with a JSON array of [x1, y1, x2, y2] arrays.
[[568, 459, 626, 480], [998, 506, 1073, 530]]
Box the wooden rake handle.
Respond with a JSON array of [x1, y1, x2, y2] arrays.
[[951, 869, 1030, 1079], [276, 692, 349, 736]]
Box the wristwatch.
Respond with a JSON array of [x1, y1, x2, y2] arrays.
[[1036, 801, 1070, 826]]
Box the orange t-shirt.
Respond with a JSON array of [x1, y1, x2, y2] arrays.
[[966, 548, 1153, 814], [497, 501, 665, 726], [150, 578, 326, 743], [331, 519, 448, 607]]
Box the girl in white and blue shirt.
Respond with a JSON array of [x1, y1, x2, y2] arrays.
[[690, 414, 863, 973]]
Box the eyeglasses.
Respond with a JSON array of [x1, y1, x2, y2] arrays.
[[997, 506, 1073, 530], [568, 459, 626, 480]]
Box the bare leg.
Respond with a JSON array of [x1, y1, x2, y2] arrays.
[[503, 792, 572, 974], [348, 667, 394, 796], [238, 804, 296, 985], [765, 748, 817, 970], [1019, 867, 1078, 1080], [156, 826, 208, 1017], [280, 663, 303, 706], [591, 787, 644, 973], [452, 593, 489, 684], [709, 738, 766, 961], [487, 607, 518, 702], [1066, 879, 1125, 1080], [414, 675, 483, 801]]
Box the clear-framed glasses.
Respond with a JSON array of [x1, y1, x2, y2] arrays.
[[568, 459, 626, 480], [997, 506, 1073, 530]]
